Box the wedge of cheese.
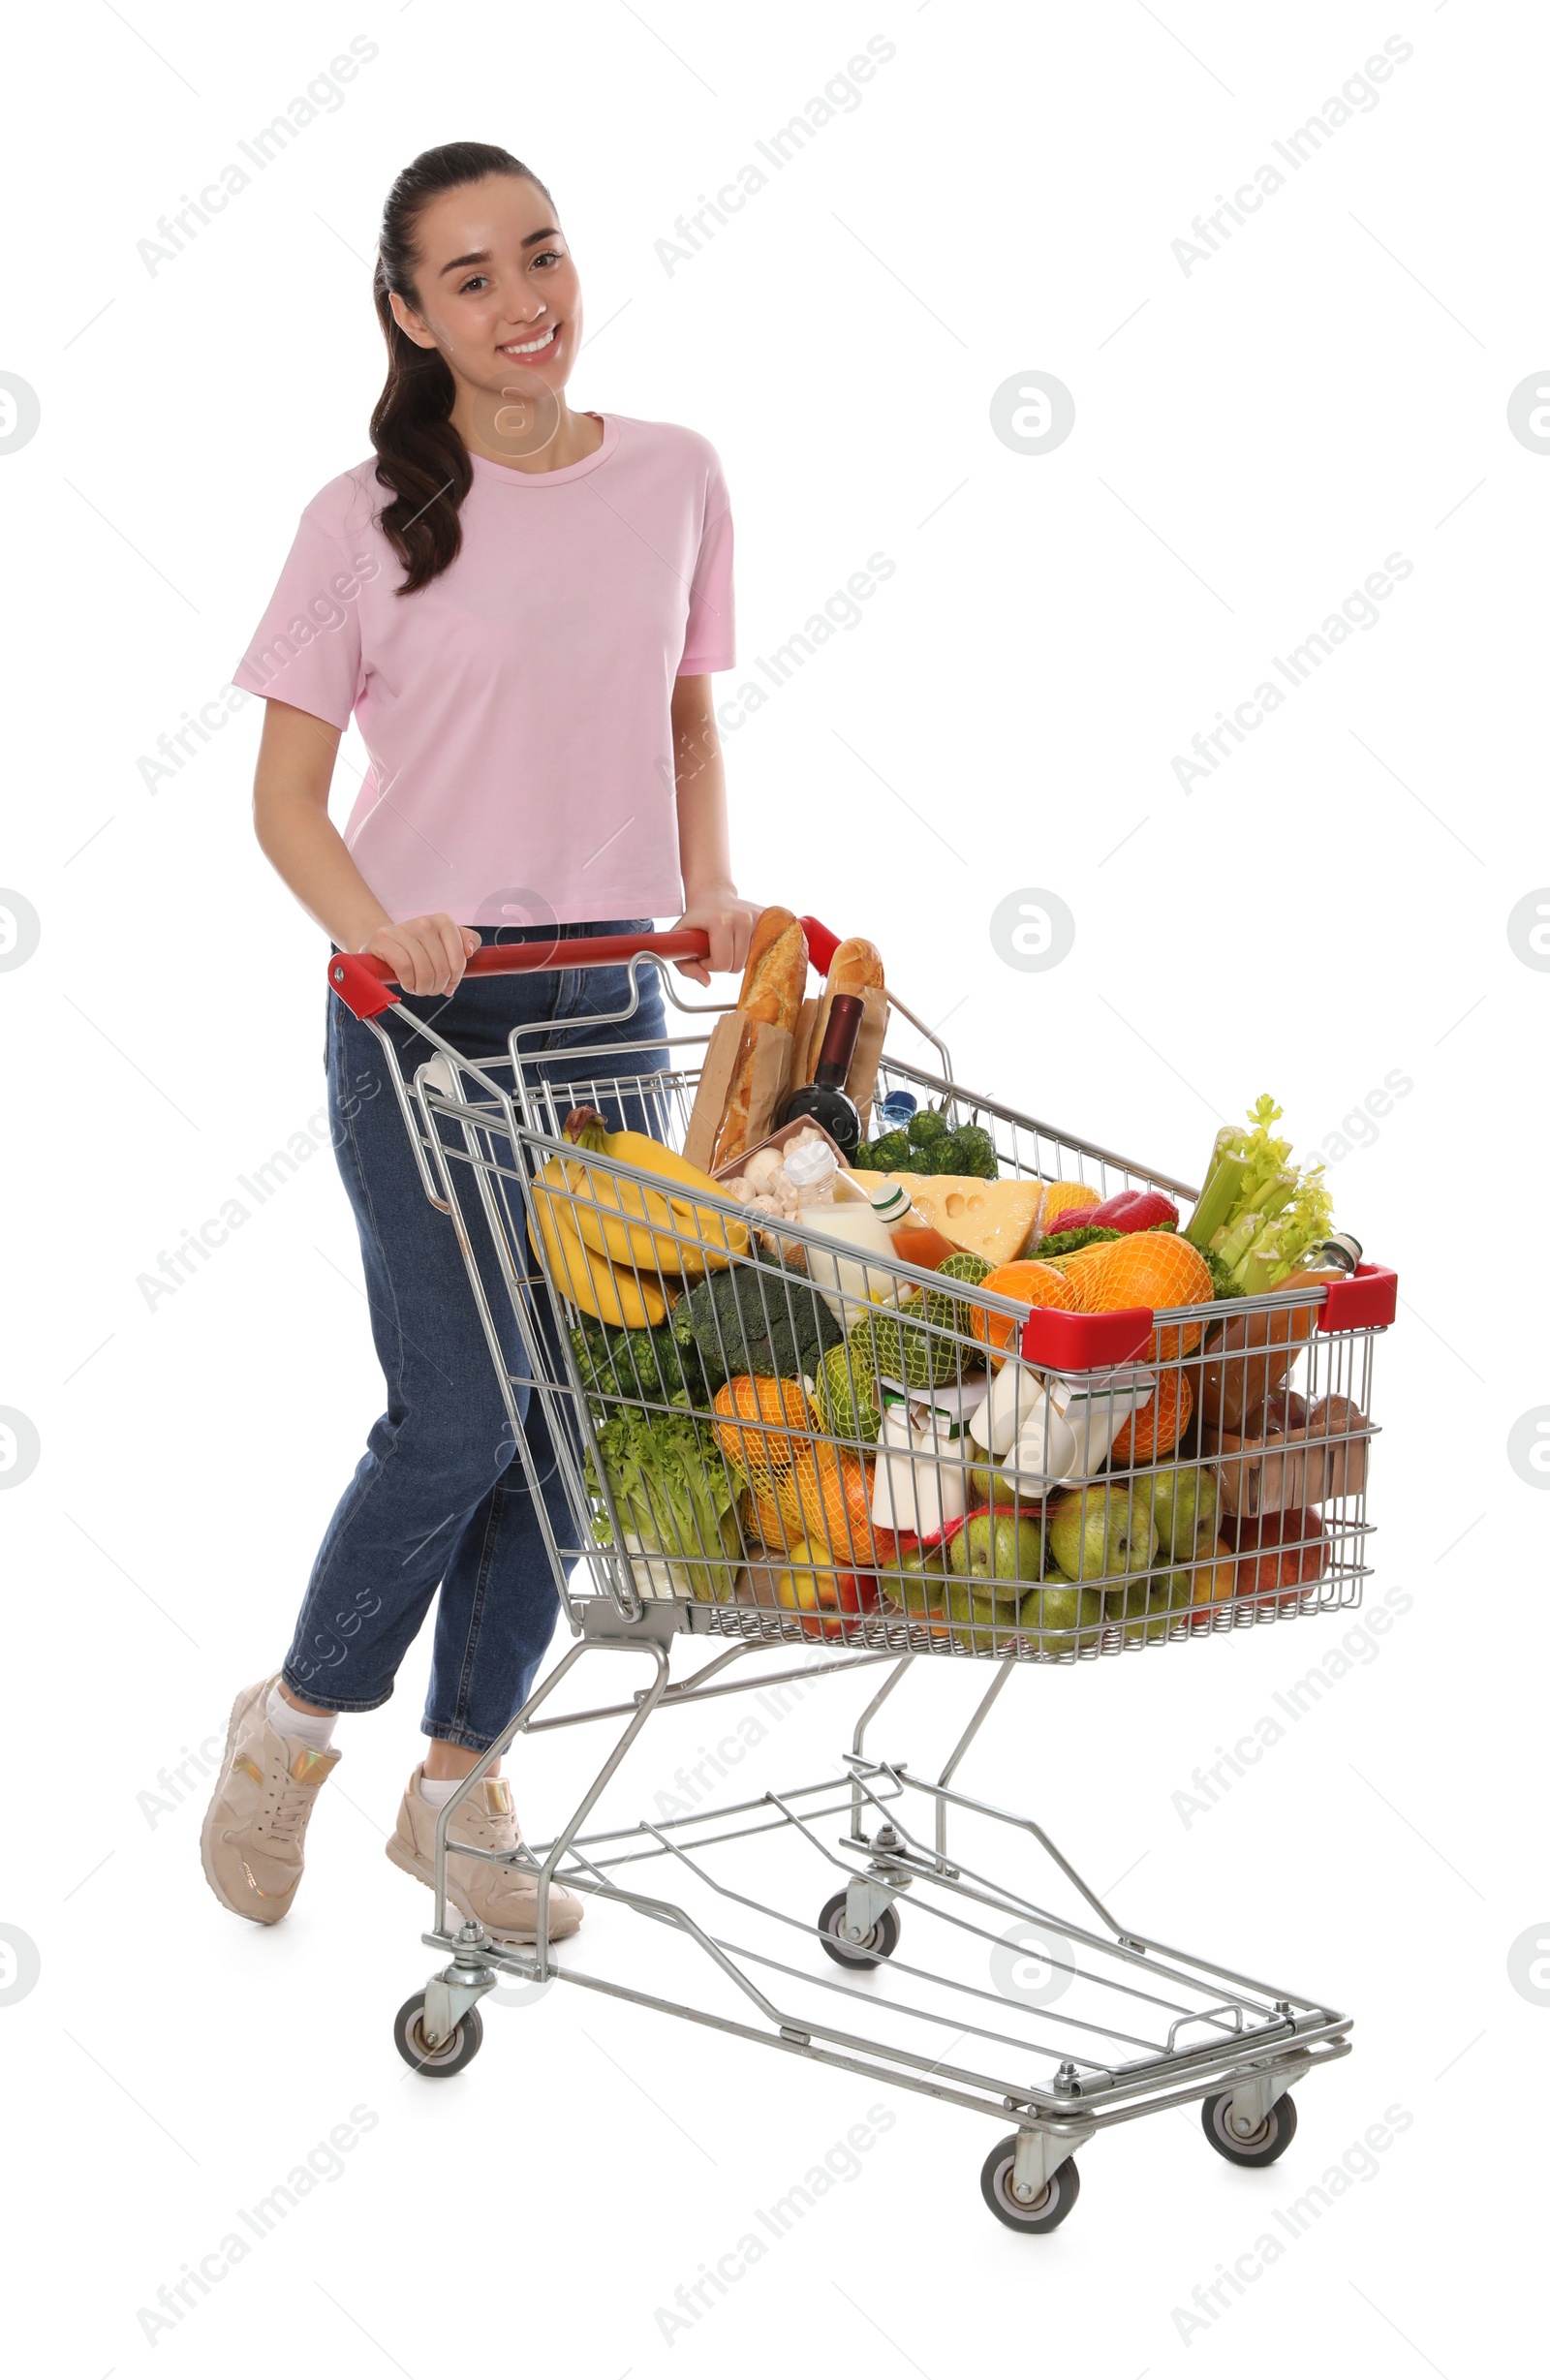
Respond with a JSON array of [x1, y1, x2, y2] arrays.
[[847, 1171, 1042, 1268]]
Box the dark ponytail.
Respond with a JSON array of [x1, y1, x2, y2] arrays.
[[370, 141, 554, 595]]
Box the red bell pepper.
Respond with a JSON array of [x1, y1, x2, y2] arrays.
[[1084, 1188, 1180, 1234]]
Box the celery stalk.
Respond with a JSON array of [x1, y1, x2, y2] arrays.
[[1255, 1172, 1299, 1224], [1194, 1126, 1239, 1208], [1185, 1154, 1249, 1250], [1216, 1210, 1265, 1273], [1230, 1214, 1290, 1290]]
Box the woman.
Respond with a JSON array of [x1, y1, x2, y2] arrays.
[[201, 140, 757, 1943]]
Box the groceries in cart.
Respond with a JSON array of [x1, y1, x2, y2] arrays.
[[538, 934, 1382, 1657]]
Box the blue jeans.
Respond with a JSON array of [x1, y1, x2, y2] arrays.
[[283, 920, 668, 1751]]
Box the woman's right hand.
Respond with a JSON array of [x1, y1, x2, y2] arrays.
[[360, 913, 481, 997]]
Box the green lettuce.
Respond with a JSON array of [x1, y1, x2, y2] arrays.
[[585, 1406, 742, 1602]]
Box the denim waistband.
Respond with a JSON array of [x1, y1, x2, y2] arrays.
[[328, 918, 654, 963], [467, 916, 654, 944]]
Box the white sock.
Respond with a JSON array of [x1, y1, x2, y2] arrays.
[[266, 1682, 337, 1752], [418, 1771, 497, 1808]]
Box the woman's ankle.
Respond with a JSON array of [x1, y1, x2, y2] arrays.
[[277, 1678, 336, 1719], [422, 1742, 500, 1782], [266, 1679, 339, 1755]]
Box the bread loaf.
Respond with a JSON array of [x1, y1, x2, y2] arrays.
[[711, 909, 809, 1167], [804, 937, 885, 1086]]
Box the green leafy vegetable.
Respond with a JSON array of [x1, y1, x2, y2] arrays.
[[570, 1315, 710, 1408], [1230, 1172, 1335, 1294], [1038, 1222, 1124, 1259], [1184, 1096, 1334, 1287], [1202, 1247, 1246, 1301], [585, 1406, 742, 1601], [670, 1261, 842, 1393]]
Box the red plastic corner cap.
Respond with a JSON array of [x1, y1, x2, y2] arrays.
[[797, 915, 841, 974], [1019, 1305, 1153, 1372], [1317, 1262, 1398, 1332], [327, 951, 399, 1020]]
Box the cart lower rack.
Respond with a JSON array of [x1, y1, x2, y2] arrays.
[[327, 921, 1391, 2230]]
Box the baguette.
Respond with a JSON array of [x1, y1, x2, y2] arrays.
[[805, 937, 885, 1086], [711, 909, 809, 1167]]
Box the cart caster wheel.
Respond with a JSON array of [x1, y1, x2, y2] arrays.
[[980, 2137, 1080, 2234], [393, 1992, 483, 2078], [1201, 2087, 1297, 2167], [818, 1890, 900, 1968]]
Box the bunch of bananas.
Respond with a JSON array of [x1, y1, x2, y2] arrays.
[[526, 1106, 750, 1329]]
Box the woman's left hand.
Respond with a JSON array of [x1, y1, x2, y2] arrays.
[[672, 892, 761, 986]]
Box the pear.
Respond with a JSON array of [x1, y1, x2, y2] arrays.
[[942, 1575, 1024, 1651], [1047, 1485, 1157, 1584], [1136, 1464, 1220, 1562], [1113, 1569, 1194, 1645], [882, 1544, 950, 1621], [948, 1508, 1045, 1602], [1019, 1577, 1106, 1655]]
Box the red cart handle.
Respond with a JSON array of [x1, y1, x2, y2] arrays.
[[327, 928, 711, 1020], [327, 914, 846, 1021], [798, 914, 842, 973], [1014, 1261, 1400, 1371], [1317, 1261, 1398, 1331]]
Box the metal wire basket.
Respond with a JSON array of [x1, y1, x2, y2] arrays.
[[330, 931, 1393, 1666]]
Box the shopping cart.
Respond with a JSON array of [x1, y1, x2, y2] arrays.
[[326, 920, 1396, 2231]]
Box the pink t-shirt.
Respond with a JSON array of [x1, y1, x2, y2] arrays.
[[232, 413, 734, 926]]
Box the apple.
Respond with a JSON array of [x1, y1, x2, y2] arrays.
[[774, 1538, 880, 1640], [1228, 1510, 1328, 1611], [1137, 1464, 1220, 1563], [1047, 1485, 1157, 1584], [1158, 1539, 1238, 1626], [948, 1508, 1044, 1606], [1019, 1577, 1106, 1654]]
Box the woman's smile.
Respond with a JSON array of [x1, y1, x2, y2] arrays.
[[497, 322, 558, 361]]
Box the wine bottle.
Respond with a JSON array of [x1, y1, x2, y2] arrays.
[[775, 992, 863, 1158]]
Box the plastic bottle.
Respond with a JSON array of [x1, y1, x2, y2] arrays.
[[1304, 1232, 1363, 1277], [868, 1177, 956, 1271], [782, 1137, 841, 1212], [794, 1175, 905, 1325]]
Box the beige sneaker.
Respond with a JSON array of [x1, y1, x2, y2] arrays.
[[200, 1676, 340, 1924], [386, 1766, 583, 1944]]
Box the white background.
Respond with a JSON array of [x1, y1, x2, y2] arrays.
[[1, 1, 1544, 2371]]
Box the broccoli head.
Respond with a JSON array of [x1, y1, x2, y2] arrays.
[[864, 1128, 912, 1170], [945, 1123, 997, 1180], [907, 1108, 947, 1148]]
